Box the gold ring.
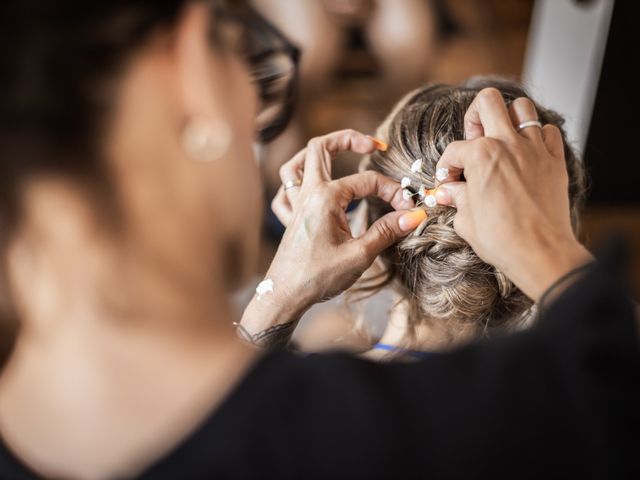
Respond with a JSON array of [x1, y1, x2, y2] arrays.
[[284, 179, 302, 191]]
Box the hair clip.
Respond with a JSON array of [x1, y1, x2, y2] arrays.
[[417, 185, 437, 207], [424, 192, 437, 208], [410, 159, 423, 173], [402, 188, 415, 201]]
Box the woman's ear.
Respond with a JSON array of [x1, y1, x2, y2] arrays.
[[172, 2, 225, 121], [171, 3, 234, 163]]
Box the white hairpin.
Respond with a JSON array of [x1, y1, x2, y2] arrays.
[[410, 159, 423, 173], [424, 193, 437, 208], [417, 184, 437, 208]]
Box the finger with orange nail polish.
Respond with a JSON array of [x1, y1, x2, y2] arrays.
[[398, 208, 427, 232], [367, 135, 388, 152]]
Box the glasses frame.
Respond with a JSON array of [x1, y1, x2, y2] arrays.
[[214, 0, 301, 143]]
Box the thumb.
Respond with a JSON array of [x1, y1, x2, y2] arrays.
[[356, 208, 427, 260], [435, 181, 466, 208]]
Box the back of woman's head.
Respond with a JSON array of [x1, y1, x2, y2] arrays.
[[0, 0, 258, 360], [364, 77, 585, 337], [0, 0, 188, 353], [0, 1, 192, 224]]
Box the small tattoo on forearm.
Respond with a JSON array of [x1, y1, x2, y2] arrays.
[[236, 321, 296, 349]]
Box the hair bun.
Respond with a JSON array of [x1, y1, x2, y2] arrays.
[[362, 77, 584, 338], [393, 208, 530, 331]]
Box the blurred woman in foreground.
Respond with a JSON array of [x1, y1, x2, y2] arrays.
[[0, 1, 637, 479]]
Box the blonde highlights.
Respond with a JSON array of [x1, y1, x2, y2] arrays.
[[360, 77, 586, 341]]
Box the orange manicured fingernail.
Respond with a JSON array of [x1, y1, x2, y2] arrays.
[[398, 208, 427, 232], [367, 135, 388, 151]]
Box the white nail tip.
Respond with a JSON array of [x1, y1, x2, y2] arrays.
[[436, 167, 449, 182], [424, 195, 437, 208], [410, 159, 422, 173], [401, 176, 411, 188], [402, 189, 413, 200]]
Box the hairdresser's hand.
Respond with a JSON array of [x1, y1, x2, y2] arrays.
[[434, 88, 592, 300], [240, 130, 423, 346]]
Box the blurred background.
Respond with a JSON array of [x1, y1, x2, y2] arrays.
[[244, 0, 638, 349]]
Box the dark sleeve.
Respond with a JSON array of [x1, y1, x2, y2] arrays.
[[269, 244, 640, 479], [142, 245, 639, 480]]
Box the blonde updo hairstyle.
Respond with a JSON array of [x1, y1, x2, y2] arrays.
[[361, 77, 586, 342]]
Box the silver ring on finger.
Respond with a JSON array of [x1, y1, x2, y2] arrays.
[[284, 179, 302, 191], [517, 120, 543, 131]]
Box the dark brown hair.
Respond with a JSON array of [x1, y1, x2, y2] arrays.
[[0, 0, 200, 363], [362, 77, 586, 342], [0, 0, 297, 362]]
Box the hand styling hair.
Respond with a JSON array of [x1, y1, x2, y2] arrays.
[[360, 77, 586, 342]]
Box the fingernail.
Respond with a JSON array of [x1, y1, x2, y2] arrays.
[[367, 135, 388, 152], [398, 208, 427, 232], [435, 167, 449, 182], [435, 186, 450, 205]]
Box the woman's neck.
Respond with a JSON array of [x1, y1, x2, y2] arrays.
[[5, 177, 236, 334], [376, 298, 480, 353], [0, 179, 256, 479]]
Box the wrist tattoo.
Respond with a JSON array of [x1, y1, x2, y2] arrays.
[[236, 320, 297, 349]]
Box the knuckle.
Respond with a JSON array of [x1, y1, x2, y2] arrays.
[[307, 137, 322, 150], [547, 124, 561, 134], [508, 141, 527, 158], [543, 124, 561, 138], [325, 182, 341, 197], [440, 140, 462, 161], [478, 87, 503, 105], [340, 129, 359, 150], [362, 170, 379, 183], [475, 137, 500, 159], [309, 186, 332, 204], [511, 96, 535, 112], [355, 242, 373, 262], [447, 140, 464, 151], [373, 220, 396, 244]]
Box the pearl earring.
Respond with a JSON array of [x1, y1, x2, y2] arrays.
[[181, 115, 231, 163]]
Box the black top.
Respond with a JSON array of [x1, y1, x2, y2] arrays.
[[1, 246, 639, 479]]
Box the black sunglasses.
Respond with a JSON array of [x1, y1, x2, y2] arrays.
[[212, 0, 301, 143]]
